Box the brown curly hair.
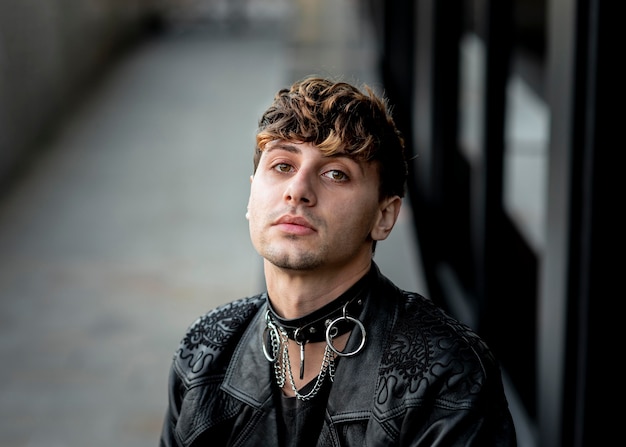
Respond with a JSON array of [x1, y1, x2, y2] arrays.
[[254, 76, 407, 199]]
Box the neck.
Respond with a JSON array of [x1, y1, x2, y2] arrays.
[[264, 261, 372, 320]]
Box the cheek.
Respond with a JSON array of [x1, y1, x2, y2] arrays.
[[333, 199, 378, 231], [247, 186, 270, 222]]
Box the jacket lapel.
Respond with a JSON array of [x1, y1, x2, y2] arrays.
[[326, 273, 395, 415], [221, 301, 274, 407]]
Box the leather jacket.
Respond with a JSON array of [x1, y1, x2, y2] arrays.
[[160, 263, 517, 446]]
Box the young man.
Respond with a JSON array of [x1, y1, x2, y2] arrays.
[[159, 77, 517, 446]]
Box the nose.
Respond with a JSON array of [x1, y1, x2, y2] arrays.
[[283, 170, 316, 205]]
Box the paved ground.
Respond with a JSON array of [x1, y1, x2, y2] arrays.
[[0, 2, 426, 446]]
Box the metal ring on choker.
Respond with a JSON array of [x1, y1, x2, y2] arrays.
[[262, 313, 280, 362], [325, 315, 366, 357]]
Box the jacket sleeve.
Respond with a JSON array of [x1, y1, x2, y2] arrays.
[[394, 367, 517, 446], [159, 361, 184, 447]]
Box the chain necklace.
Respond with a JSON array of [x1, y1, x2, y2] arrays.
[[261, 270, 372, 400], [281, 324, 335, 400], [263, 306, 367, 401], [264, 311, 336, 400]]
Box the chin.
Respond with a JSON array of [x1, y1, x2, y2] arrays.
[[267, 254, 323, 271]]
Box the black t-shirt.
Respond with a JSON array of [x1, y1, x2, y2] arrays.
[[275, 377, 333, 447]]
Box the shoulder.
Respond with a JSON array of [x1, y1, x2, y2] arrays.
[[398, 290, 495, 362], [172, 294, 266, 383], [379, 289, 502, 404]]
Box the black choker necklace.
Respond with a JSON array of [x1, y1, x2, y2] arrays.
[[262, 269, 372, 396], [265, 270, 371, 344], [266, 295, 363, 344]]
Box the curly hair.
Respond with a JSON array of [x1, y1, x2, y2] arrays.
[[254, 76, 407, 199]]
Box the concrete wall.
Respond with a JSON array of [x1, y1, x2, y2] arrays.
[[0, 0, 168, 187]]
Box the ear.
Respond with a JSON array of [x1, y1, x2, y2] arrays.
[[371, 196, 402, 241], [246, 175, 254, 220]]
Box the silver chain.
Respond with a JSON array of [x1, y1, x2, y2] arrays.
[[265, 318, 336, 401]]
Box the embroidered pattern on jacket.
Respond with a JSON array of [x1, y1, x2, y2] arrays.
[[176, 296, 264, 376], [377, 292, 488, 405]]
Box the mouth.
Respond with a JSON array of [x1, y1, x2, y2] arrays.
[[274, 215, 316, 235], [276, 215, 312, 227]]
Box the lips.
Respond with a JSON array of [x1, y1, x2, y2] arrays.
[[275, 215, 314, 229], [273, 215, 316, 235]]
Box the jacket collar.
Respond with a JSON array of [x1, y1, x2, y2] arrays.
[[221, 301, 274, 407], [327, 264, 395, 414]]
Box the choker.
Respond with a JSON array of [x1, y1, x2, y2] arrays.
[[265, 269, 370, 344], [266, 294, 363, 344], [261, 270, 371, 400]]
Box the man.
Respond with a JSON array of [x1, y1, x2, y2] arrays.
[[159, 76, 517, 446]]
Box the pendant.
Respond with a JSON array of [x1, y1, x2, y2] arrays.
[[298, 341, 305, 380]]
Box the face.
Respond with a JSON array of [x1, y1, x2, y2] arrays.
[[247, 140, 399, 272]]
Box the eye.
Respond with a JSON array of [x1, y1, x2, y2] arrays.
[[323, 169, 349, 182], [274, 163, 293, 173]]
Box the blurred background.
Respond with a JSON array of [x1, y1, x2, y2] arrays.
[[0, 0, 610, 446]]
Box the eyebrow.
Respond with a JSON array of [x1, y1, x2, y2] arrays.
[[266, 142, 354, 161], [265, 143, 301, 154]]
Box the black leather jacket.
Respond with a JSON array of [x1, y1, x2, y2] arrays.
[[160, 264, 517, 446]]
